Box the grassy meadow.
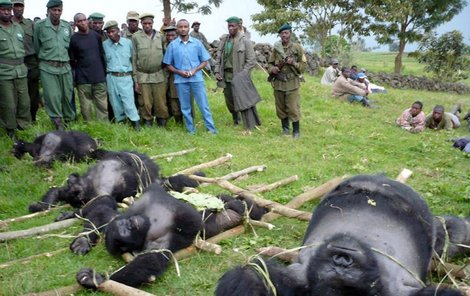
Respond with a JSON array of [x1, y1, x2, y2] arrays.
[[0, 52, 469, 295]]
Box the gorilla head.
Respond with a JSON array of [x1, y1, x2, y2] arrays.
[[105, 214, 151, 256]]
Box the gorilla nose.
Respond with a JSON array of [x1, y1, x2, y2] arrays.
[[332, 253, 353, 267]]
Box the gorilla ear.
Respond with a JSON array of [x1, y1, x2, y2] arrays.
[[67, 173, 80, 185]]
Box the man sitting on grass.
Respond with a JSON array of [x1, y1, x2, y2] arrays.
[[332, 67, 371, 107], [396, 101, 426, 133]]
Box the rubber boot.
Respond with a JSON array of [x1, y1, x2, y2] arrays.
[[450, 103, 462, 115], [232, 112, 239, 125], [144, 120, 152, 128], [133, 120, 141, 132], [51, 117, 64, 131], [157, 118, 167, 127], [281, 118, 289, 135], [362, 98, 372, 108], [175, 115, 183, 124], [292, 121, 300, 139]]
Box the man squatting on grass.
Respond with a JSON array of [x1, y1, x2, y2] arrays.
[[332, 66, 371, 108]]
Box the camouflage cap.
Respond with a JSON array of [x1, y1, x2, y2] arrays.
[[139, 12, 154, 20], [126, 11, 139, 21], [163, 25, 177, 32], [103, 20, 119, 31]]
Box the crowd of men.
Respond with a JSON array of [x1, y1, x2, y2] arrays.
[[0, 0, 308, 139]]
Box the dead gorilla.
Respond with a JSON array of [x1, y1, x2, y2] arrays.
[[28, 150, 198, 212], [75, 183, 267, 288], [12, 130, 98, 167], [216, 175, 466, 296]]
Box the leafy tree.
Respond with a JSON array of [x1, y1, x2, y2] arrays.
[[359, 0, 466, 74], [388, 41, 400, 52], [161, 0, 222, 20], [417, 30, 470, 82], [252, 0, 366, 58]]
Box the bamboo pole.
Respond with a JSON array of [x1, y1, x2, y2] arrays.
[[0, 205, 70, 230], [176, 153, 232, 175], [0, 218, 79, 242], [150, 148, 196, 160]]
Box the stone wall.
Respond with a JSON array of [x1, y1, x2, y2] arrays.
[[366, 72, 470, 94]]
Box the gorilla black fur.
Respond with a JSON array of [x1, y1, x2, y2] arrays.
[[75, 184, 268, 288], [28, 150, 161, 212], [12, 130, 98, 167], [216, 175, 466, 296]]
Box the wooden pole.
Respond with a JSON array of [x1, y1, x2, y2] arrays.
[[150, 148, 196, 160], [200, 165, 267, 187], [262, 176, 346, 222], [0, 218, 78, 242], [0, 248, 68, 269], [251, 175, 299, 193], [176, 153, 232, 175], [0, 205, 70, 230], [396, 168, 412, 183]]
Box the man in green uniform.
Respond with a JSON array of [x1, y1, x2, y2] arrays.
[[132, 13, 168, 127], [34, 0, 74, 130], [215, 16, 261, 132], [12, 0, 40, 122], [0, 0, 30, 139], [268, 23, 306, 139], [163, 25, 183, 124], [89, 12, 106, 41], [124, 11, 141, 38]]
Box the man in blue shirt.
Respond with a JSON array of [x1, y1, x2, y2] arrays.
[[163, 19, 217, 134], [102, 20, 140, 130]]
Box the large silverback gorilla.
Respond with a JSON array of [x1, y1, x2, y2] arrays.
[[74, 183, 267, 288], [216, 175, 466, 296]]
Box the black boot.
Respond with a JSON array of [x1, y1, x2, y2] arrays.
[[292, 121, 300, 139], [281, 118, 289, 135], [144, 120, 152, 127], [462, 109, 470, 121], [51, 117, 64, 131], [232, 112, 239, 125], [362, 98, 371, 108], [156, 118, 167, 127], [133, 120, 141, 132], [175, 115, 183, 124]]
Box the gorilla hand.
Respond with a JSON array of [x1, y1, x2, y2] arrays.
[[70, 236, 92, 255], [55, 211, 76, 221], [76, 267, 105, 289]]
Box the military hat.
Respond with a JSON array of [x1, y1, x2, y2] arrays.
[[0, 0, 12, 7], [89, 12, 105, 21], [225, 16, 241, 24], [163, 25, 177, 32], [103, 20, 119, 31], [126, 11, 139, 21], [139, 12, 154, 20], [191, 21, 200, 28], [331, 58, 339, 65], [278, 23, 292, 33], [46, 0, 62, 8], [11, 0, 24, 5]]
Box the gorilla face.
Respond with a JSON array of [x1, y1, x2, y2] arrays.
[[307, 234, 381, 296], [105, 214, 151, 255]]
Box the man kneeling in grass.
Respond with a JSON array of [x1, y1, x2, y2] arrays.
[[396, 101, 426, 133], [332, 67, 371, 108]]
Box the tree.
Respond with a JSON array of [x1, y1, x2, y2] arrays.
[[417, 30, 470, 82], [252, 0, 366, 58], [359, 0, 466, 74], [161, 0, 223, 20]]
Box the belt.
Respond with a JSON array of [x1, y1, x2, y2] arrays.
[[0, 57, 24, 65], [42, 60, 68, 67], [108, 71, 132, 77]]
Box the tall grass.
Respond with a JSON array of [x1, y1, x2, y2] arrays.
[[0, 63, 469, 295]]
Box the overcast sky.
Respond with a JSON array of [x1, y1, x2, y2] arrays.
[[22, 0, 470, 50]]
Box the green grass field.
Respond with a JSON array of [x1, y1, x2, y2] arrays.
[[0, 53, 469, 295]]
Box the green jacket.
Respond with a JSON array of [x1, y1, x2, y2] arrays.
[[14, 17, 35, 57], [0, 22, 27, 80], [132, 29, 165, 84], [33, 18, 72, 74], [267, 41, 306, 91], [214, 31, 256, 88]]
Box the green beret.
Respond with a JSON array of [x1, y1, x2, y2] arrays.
[[163, 25, 177, 32], [225, 16, 241, 24], [103, 20, 119, 31], [0, 0, 12, 7], [139, 12, 154, 20], [89, 12, 105, 21], [46, 0, 62, 8], [278, 23, 292, 33]]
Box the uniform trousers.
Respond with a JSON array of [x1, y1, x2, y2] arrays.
[[40, 70, 75, 121], [76, 82, 108, 121], [274, 88, 301, 122], [138, 82, 168, 121], [0, 78, 31, 130]]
